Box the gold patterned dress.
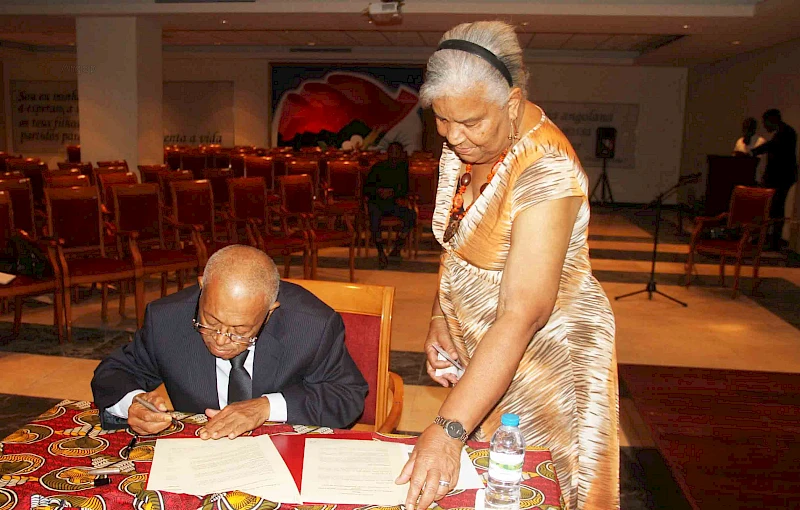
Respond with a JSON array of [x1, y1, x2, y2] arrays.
[[433, 107, 619, 510]]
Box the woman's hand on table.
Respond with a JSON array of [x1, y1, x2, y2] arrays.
[[127, 391, 172, 436], [396, 424, 462, 510], [425, 318, 461, 387], [199, 397, 271, 440]]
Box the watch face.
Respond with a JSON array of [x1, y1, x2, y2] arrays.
[[445, 421, 465, 439]]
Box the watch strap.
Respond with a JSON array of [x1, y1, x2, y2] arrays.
[[434, 415, 468, 443]]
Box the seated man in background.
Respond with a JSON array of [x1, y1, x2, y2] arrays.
[[92, 245, 368, 438], [363, 141, 416, 269]]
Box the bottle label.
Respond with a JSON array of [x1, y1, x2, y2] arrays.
[[488, 452, 524, 482]]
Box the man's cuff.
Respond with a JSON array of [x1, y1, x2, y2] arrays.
[[106, 389, 146, 419], [262, 393, 287, 422]]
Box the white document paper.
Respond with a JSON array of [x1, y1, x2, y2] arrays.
[[433, 353, 465, 380], [0, 272, 16, 285], [301, 438, 409, 505], [404, 444, 485, 490], [147, 436, 301, 503]]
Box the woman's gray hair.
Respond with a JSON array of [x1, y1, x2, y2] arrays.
[[420, 21, 528, 108], [202, 245, 280, 305]]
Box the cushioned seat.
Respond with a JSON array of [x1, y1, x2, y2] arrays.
[[139, 248, 199, 266]]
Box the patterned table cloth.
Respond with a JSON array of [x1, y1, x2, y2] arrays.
[[0, 400, 564, 510]]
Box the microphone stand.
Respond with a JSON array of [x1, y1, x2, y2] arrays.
[[614, 174, 699, 307]]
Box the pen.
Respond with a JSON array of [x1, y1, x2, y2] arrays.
[[85, 467, 123, 476], [133, 395, 179, 426], [432, 344, 465, 372]]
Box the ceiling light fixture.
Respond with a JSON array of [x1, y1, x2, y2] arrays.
[[521, 22, 529, 27], [683, 24, 690, 29], [307, 41, 316, 46], [221, 19, 227, 24], [731, 40, 741, 45]]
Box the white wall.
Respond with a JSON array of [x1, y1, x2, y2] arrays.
[[681, 36, 800, 249], [528, 63, 688, 204]]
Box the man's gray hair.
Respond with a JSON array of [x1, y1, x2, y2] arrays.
[[201, 245, 280, 305], [420, 21, 528, 108]]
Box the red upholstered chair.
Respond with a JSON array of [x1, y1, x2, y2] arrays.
[[286, 158, 321, 193], [0, 178, 37, 238], [278, 174, 356, 282], [44, 174, 91, 189], [57, 162, 92, 179], [7, 158, 48, 207], [201, 168, 233, 210], [230, 155, 246, 178], [180, 153, 208, 180], [138, 164, 170, 184], [96, 160, 129, 171], [44, 186, 142, 341], [245, 156, 277, 190], [228, 177, 309, 278], [158, 170, 193, 214], [212, 152, 231, 170], [0, 191, 65, 342], [685, 186, 776, 298], [165, 150, 183, 171], [98, 172, 139, 219], [66, 145, 81, 163], [113, 184, 201, 319], [91, 165, 127, 186], [409, 162, 439, 258], [169, 179, 241, 269], [287, 279, 402, 432]]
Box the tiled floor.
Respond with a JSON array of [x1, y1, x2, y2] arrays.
[[1, 207, 799, 508]]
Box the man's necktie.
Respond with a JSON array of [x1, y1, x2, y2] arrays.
[[228, 350, 252, 404]]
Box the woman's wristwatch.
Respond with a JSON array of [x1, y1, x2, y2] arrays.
[[434, 416, 469, 443]]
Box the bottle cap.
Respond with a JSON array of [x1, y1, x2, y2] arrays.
[[500, 413, 519, 427]]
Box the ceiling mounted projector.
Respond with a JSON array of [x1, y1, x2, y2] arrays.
[[367, 1, 403, 25]]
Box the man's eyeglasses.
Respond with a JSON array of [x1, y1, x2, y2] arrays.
[[192, 290, 278, 347]]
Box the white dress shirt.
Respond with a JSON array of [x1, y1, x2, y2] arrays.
[[106, 345, 287, 421]]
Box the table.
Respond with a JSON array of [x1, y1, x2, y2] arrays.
[[0, 400, 564, 510]]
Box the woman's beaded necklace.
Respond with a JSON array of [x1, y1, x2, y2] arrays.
[[443, 148, 508, 242]]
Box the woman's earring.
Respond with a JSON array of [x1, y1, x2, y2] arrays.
[[508, 121, 519, 142]]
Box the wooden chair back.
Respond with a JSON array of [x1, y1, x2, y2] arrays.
[[171, 179, 217, 241], [327, 160, 362, 201], [0, 178, 36, 237], [96, 160, 129, 171], [180, 153, 208, 179], [7, 158, 47, 204], [277, 174, 315, 214], [113, 183, 164, 246], [212, 152, 231, 169], [230, 155, 246, 178], [98, 172, 139, 214], [45, 186, 104, 254], [66, 145, 81, 163], [92, 165, 127, 185], [285, 279, 399, 431], [202, 168, 233, 208], [409, 163, 439, 207], [245, 156, 276, 189], [46, 168, 82, 178], [138, 164, 171, 184], [705, 155, 759, 216], [728, 186, 774, 227], [228, 177, 268, 222], [166, 150, 183, 171], [0, 191, 14, 255], [158, 170, 193, 209], [57, 162, 92, 177], [45, 174, 91, 189]]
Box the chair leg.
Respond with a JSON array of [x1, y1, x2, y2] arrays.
[[13, 296, 23, 336], [72, 286, 80, 303], [752, 256, 763, 295], [303, 249, 310, 279], [732, 260, 742, 299], [719, 256, 726, 285], [161, 273, 168, 297], [54, 287, 65, 344], [283, 255, 291, 278], [135, 277, 145, 329], [118, 281, 126, 317], [311, 249, 319, 280], [349, 243, 355, 283], [101, 283, 109, 322], [64, 286, 73, 343], [177, 270, 185, 291], [684, 250, 694, 287]]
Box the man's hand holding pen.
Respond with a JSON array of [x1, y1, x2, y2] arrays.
[[128, 393, 176, 435]]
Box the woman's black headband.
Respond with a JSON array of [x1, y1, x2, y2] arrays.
[[436, 39, 514, 87]]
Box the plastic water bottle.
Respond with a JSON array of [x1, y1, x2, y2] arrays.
[[485, 413, 525, 510]]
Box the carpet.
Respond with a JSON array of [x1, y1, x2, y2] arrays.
[[618, 364, 800, 509]]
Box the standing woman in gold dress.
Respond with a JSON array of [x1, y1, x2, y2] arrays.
[[396, 21, 618, 510]]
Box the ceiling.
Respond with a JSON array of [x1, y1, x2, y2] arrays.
[[0, 0, 799, 66]]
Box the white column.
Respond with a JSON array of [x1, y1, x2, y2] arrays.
[[76, 16, 162, 176]]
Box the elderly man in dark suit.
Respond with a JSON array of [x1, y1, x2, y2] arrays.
[[92, 245, 368, 438]]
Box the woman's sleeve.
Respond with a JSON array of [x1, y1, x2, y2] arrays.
[[510, 152, 585, 221]]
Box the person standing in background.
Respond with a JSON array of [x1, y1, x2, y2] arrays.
[[733, 117, 767, 183], [751, 109, 798, 251]]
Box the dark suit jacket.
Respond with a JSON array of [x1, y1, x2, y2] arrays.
[[751, 122, 798, 189], [92, 281, 368, 430]]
